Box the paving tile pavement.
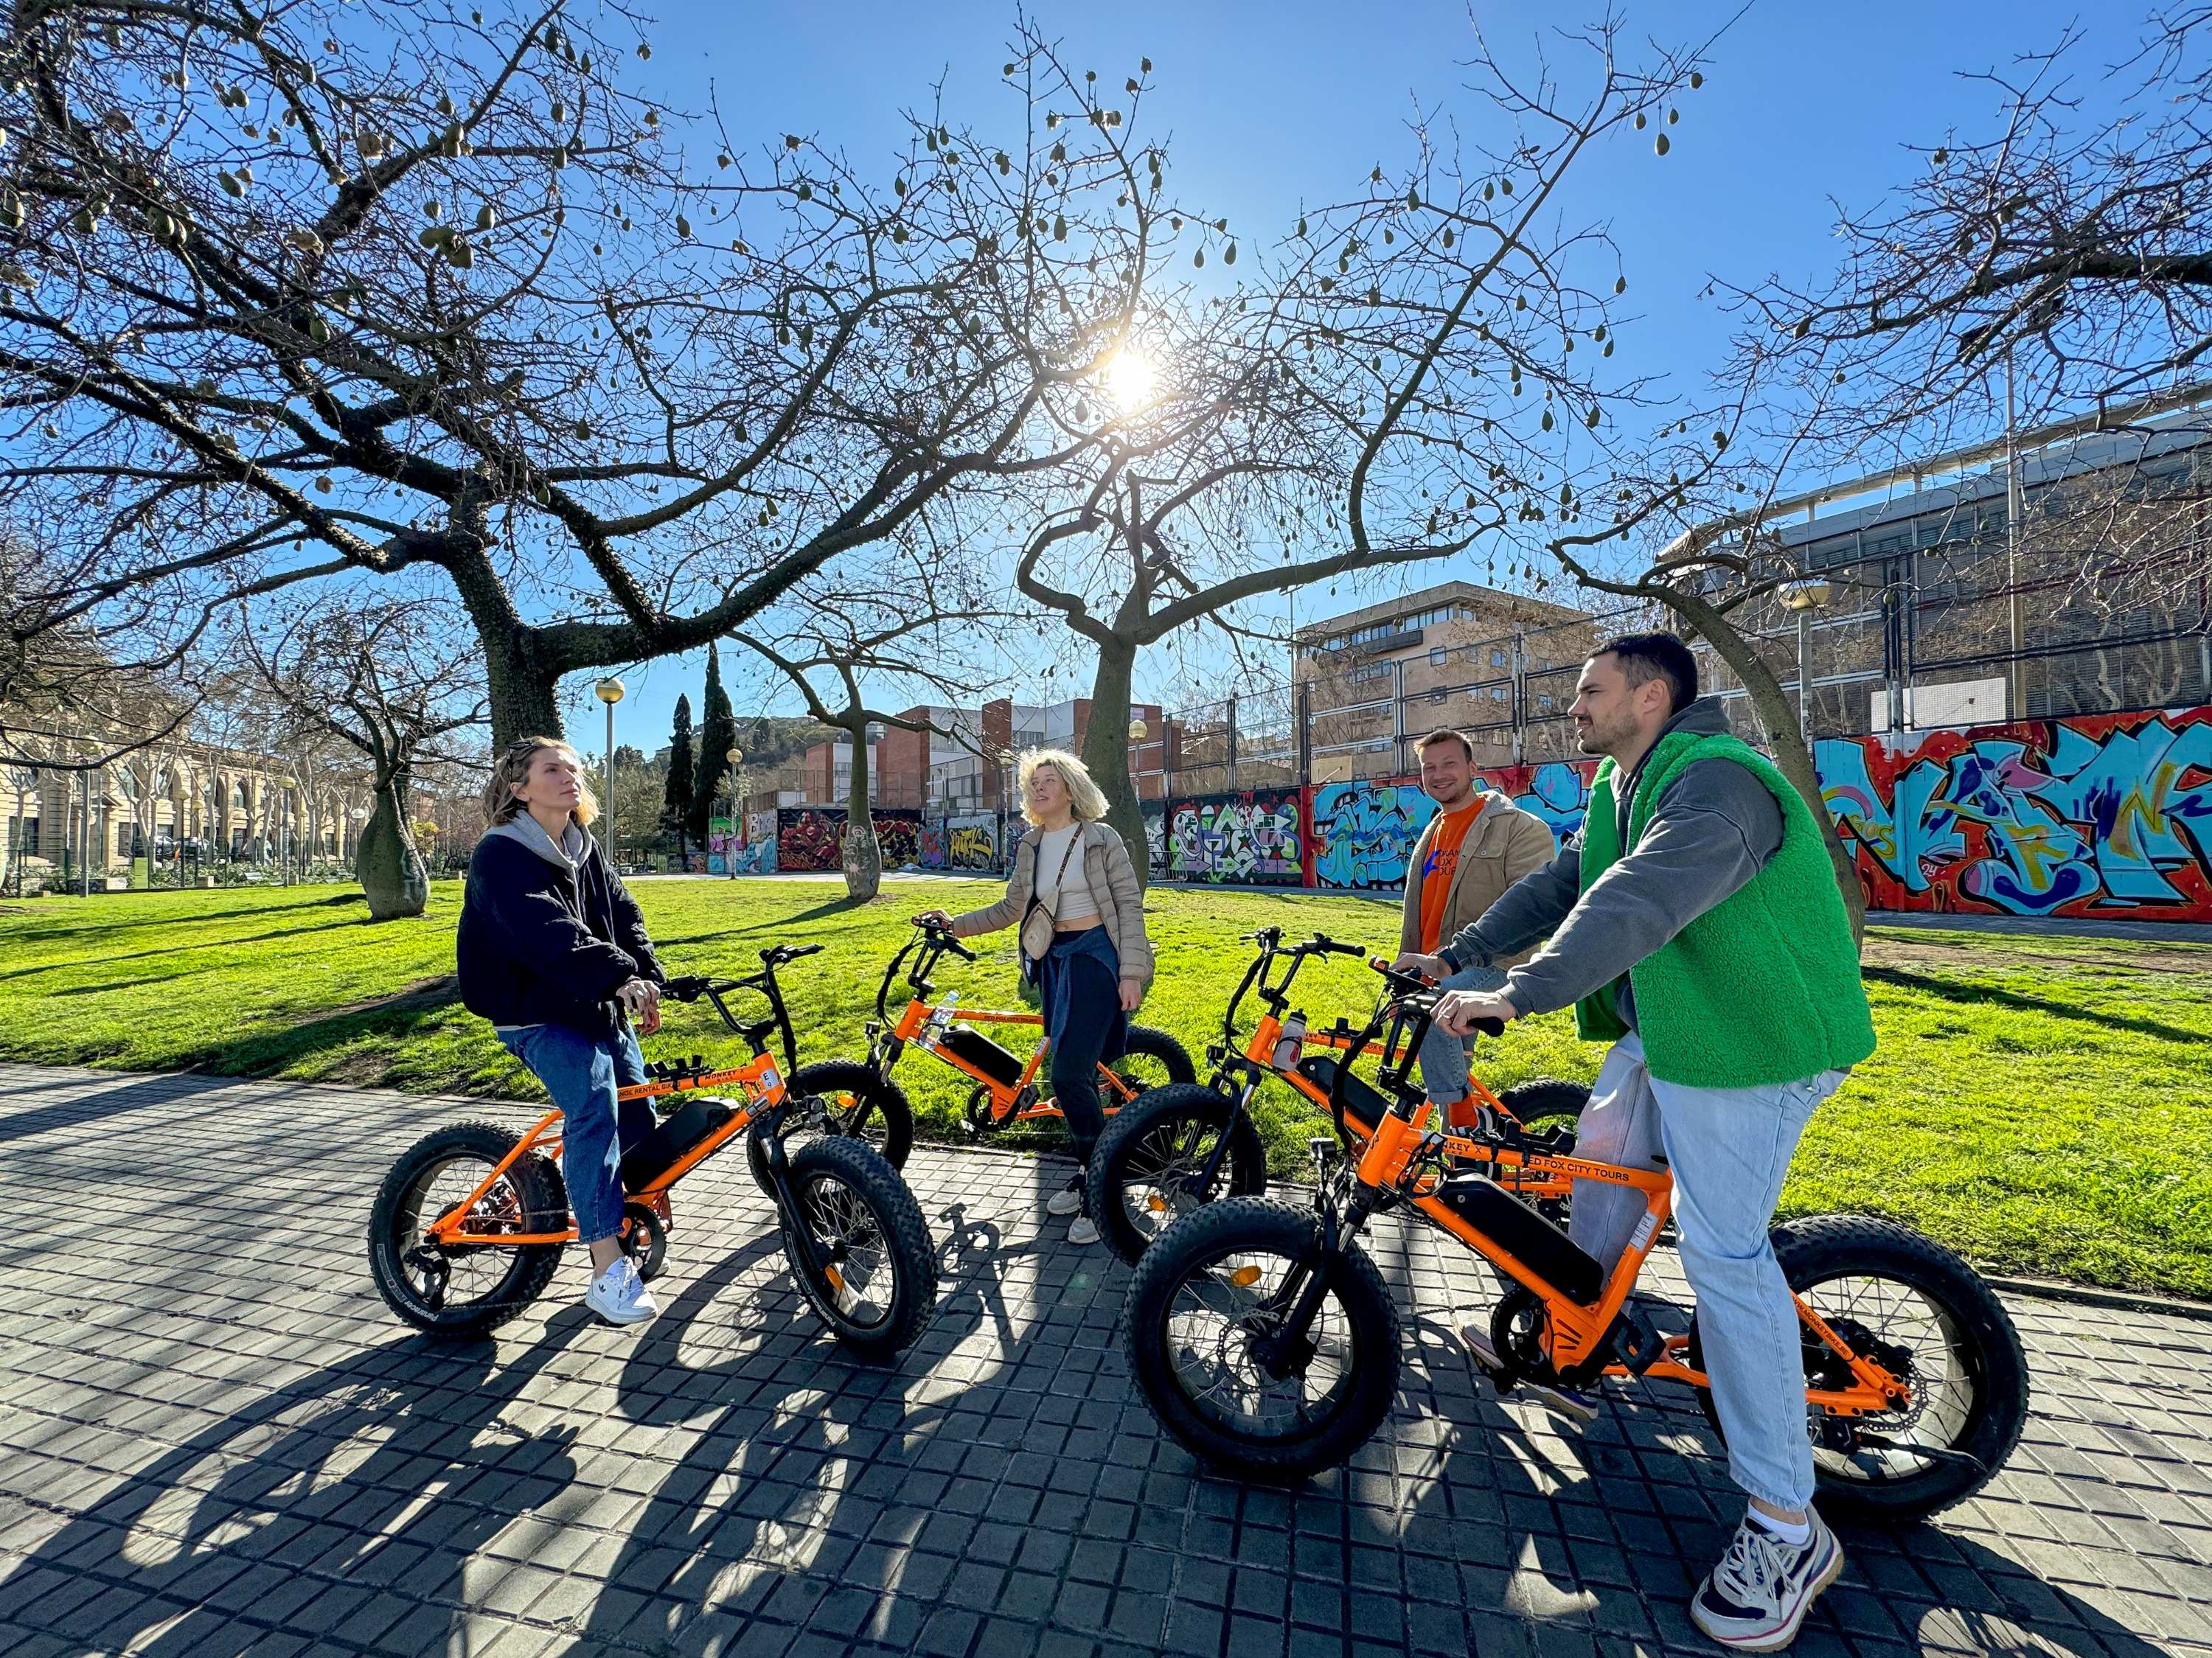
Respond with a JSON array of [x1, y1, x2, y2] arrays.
[[0, 1061, 2205, 1658]]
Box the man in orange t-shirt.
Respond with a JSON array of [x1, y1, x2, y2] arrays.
[[1391, 729, 1557, 1120]]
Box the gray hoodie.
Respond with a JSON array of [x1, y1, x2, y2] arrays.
[[485, 812, 591, 873], [1435, 697, 1783, 1028]]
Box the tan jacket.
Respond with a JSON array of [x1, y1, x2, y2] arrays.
[[952, 820, 1155, 986], [1399, 790, 1558, 966]]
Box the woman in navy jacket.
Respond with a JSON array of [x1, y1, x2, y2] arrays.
[[457, 738, 667, 1326]]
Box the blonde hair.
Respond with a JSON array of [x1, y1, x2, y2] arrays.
[[482, 737, 599, 828], [1016, 748, 1107, 826]]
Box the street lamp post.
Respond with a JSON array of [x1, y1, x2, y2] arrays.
[[1781, 581, 1832, 745], [594, 679, 625, 866], [279, 774, 296, 885], [724, 746, 744, 879]]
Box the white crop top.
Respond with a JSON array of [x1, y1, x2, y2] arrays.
[[1036, 824, 1099, 924]]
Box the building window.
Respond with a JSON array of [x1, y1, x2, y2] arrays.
[[1490, 649, 1507, 668], [1346, 661, 1392, 684], [1491, 686, 1508, 700], [1430, 646, 1447, 666]]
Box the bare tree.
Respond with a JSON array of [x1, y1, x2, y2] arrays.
[[1009, 19, 1713, 873], [0, 6, 1212, 742], [239, 600, 484, 918], [737, 546, 1009, 900], [1730, 11, 2212, 461]]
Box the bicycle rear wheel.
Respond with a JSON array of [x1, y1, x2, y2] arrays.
[[1687, 1213, 2028, 1519], [1087, 1083, 1269, 1264], [366, 1121, 567, 1338], [779, 1135, 938, 1361], [1102, 1025, 1197, 1102], [1124, 1198, 1398, 1483]]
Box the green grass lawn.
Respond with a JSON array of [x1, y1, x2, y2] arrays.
[[1, 877, 2206, 1296]]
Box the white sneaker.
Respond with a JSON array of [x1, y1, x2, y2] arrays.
[[1066, 1215, 1101, 1246], [1046, 1174, 1085, 1216], [1461, 1323, 1599, 1422], [1691, 1507, 1844, 1650], [586, 1257, 658, 1326]]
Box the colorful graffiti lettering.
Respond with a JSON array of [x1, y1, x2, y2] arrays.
[[1166, 790, 1304, 884], [727, 838, 774, 874], [1310, 782, 1438, 890], [1478, 760, 1599, 848], [947, 813, 999, 871], [1142, 802, 1166, 879], [919, 823, 948, 868], [1818, 708, 2212, 919]]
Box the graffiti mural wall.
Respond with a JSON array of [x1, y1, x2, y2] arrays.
[[773, 807, 926, 874], [1818, 707, 2212, 921], [776, 807, 846, 873], [919, 821, 948, 869], [1478, 761, 1599, 849], [946, 812, 1002, 871], [1310, 782, 1437, 891], [874, 810, 922, 869], [1141, 802, 1166, 879], [1166, 790, 1304, 884], [727, 838, 775, 874]]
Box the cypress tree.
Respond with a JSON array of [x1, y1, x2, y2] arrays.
[[660, 694, 695, 851], [688, 644, 737, 844]]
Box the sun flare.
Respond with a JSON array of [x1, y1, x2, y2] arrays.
[[1105, 345, 1158, 407]]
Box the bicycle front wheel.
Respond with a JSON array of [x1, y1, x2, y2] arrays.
[[1087, 1083, 1269, 1264], [751, 1060, 915, 1194], [779, 1135, 939, 1361], [1124, 1198, 1399, 1483], [1687, 1213, 2028, 1519]]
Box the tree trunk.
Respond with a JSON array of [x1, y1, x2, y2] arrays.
[[1080, 633, 1149, 886], [355, 766, 429, 920], [444, 551, 566, 744], [1660, 586, 1868, 945], [842, 722, 881, 902]]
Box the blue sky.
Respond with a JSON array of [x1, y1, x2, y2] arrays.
[[588, 0, 2141, 751]]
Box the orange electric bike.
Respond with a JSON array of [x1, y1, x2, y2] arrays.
[[1084, 927, 1587, 1263], [1123, 968, 2028, 1518], [367, 945, 936, 1359], [849, 920, 1194, 1144]]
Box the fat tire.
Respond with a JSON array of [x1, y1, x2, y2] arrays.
[[1124, 1197, 1399, 1483], [366, 1120, 566, 1338], [1087, 1082, 1270, 1264], [1110, 1025, 1197, 1091], [1498, 1078, 1589, 1135], [749, 1061, 915, 1194], [780, 1135, 939, 1362], [1687, 1213, 2027, 1519]]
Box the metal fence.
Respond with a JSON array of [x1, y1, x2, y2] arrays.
[[1159, 532, 2211, 791]]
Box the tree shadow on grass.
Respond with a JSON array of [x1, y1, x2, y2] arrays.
[[1861, 964, 2204, 1044], [0, 916, 383, 984], [187, 976, 472, 1081], [654, 894, 877, 947]]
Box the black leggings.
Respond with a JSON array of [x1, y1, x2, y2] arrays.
[[1046, 947, 1121, 1165]]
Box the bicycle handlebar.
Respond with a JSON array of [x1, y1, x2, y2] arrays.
[[916, 921, 976, 962]]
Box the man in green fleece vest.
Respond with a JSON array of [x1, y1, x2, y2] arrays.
[[1409, 632, 1874, 1653]]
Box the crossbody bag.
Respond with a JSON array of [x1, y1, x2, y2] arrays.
[[1017, 831, 1082, 977]]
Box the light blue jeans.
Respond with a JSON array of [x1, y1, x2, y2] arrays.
[[1568, 1032, 1845, 1511], [497, 1023, 653, 1245], [1415, 961, 1510, 1107]]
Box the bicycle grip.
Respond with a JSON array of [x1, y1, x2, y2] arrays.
[[664, 975, 709, 1001], [942, 934, 977, 961], [782, 944, 824, 960]]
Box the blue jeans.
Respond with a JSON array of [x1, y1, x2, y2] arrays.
[[1037, 925, 1127, 1167], [1415, 961, 1509, 1107], [498, 1023, 653, 1245], [1568, 1032, 1845, 1511]]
